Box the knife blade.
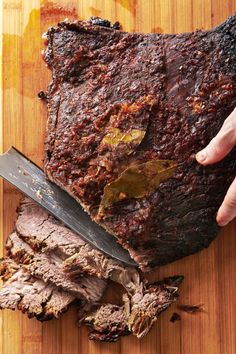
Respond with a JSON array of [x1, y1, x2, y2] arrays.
[[0, 147, 137, 267]]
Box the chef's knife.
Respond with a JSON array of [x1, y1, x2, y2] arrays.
[[0, 147, 136, 267]]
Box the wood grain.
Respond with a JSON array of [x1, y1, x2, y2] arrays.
[[1, 1, 236, 353]]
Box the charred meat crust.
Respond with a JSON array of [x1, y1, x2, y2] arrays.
[[43, 15, 236, 271]]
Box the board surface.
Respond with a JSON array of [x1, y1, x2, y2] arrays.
[[0, 1, 236, 353]]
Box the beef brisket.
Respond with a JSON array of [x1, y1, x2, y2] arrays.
[[43, 15, 236, 271], [0, 258, 75, 320], [0, 198, 183, 340], [84, 304, 130, 341], [6, 232, 107, 302], [16, 199, 139, 292], [63, 247, 139, 293], [15, 198, 85, 257], [84, 275, 183, 341]]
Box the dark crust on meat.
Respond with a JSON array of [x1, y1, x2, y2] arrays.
[[43, 15, 236, 272]]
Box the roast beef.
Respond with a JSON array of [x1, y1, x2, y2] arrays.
[[6, 232, 107, 302], [0, 198, 183, 340], [16, 199, 139, 292], [0, 258, 75, 320], [84, 304, 130, 341], [84, 275, 183, 341], [42, 15, 236, 271]]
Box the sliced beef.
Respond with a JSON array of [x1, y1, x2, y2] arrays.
[[126, 275, 183, 338], [63, 246, 139, 293], [0, 258, 75, 320], [6, 232, 106, 303], [15, 198, 85, 257], [84, 275, 183, 341], [43, 15, 236, 271], [1, 199, 184, 340], [16, 199, 140, 292], [84, 304, 130, 341]]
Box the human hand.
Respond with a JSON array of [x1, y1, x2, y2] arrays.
[[196, 108, 236, 226]]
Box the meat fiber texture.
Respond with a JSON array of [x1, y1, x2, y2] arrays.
[[0, 258, 75, 321], [43, 15, 236, 271], [0, 199, 183, 341]]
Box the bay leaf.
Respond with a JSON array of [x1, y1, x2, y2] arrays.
[[101, 127, 146, 150], [99, 159, 178, 215]]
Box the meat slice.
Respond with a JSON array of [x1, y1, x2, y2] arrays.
[[1, 199, 184, 340], [0, 258, 75, 320], [63, 247, 139, 293], [6, 232, 106, 303], [16, 199, 140, 292], [84, 304, 130, 341], [84, 275, 183, 341], [43, 15, 236, 271], [15, 198, 85, 257]]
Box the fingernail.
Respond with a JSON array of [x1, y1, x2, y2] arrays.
[[195, 150, 207, 163], [216, 213, 228, 226], [217, 219, 228, 227]]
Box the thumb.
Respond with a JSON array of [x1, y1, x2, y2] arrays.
[[216, 177, 236, 226], [196, 108, 236, 165]]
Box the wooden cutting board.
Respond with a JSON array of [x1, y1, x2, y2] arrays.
[[1, 1, 236, 353]]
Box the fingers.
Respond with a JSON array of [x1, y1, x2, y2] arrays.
[[196, 108, 236, 165], [195, 109, 236, 225], [217, 177, 236, 226]]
